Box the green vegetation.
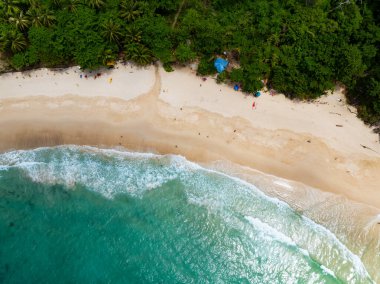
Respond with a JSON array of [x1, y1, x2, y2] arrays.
[[0, 0, 379, 126]]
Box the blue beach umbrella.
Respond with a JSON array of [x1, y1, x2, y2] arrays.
[[214, 58, 229, 73], [255, 91, 261, 97]]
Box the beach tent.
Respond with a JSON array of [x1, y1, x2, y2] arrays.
[[234, 84, 239, 91], [214, 58, 229, 73], [255, 91, 261, 97]]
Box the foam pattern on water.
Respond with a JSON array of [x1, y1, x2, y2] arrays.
[[0, 146, 198, 199], [0, 146, 374, 283]]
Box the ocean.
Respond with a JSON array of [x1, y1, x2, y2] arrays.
[[0, 146, 377, 283]]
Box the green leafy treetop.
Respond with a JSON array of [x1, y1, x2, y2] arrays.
[[0, 0, 378, 126], [0, 28, 27, 54]]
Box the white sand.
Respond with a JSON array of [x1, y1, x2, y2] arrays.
[[0, 62, 379, 209], [159, 67, 380, 156], [0, 64, 155, 100]]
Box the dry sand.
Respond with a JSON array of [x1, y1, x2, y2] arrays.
[[0, 63, 379, 210]]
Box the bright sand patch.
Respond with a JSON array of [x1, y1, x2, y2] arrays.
[[159, 67, 379, 156], [0, 63, 379, 210], [0, 64, 155, 100]]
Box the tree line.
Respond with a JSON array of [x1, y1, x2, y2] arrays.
[[0, 0, 379, 126]]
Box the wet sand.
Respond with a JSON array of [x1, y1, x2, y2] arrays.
[[0, 63, 379, 209]]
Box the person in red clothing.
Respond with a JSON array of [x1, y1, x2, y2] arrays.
[[252, 101, 256, 109]]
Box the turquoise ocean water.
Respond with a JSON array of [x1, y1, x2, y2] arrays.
[[0, 146, 376, 283]]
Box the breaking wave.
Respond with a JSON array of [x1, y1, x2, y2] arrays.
[[0, 146, 376, 283]]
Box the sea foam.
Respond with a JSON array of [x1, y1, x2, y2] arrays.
[[0, 145, 374, 283]]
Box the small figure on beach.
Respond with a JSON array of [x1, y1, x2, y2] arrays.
[[252, 101, 256, 109], [109, 78, 113, 83]]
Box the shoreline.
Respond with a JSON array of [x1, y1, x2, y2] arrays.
[[2, 144, 379, 283], [0, 63, 379, 210]]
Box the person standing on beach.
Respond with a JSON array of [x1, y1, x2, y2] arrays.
[[252, 101, 256, 109]]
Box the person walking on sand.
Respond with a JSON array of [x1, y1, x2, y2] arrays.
[[109, 77, 112, 83], [252, 101, 256, 109]]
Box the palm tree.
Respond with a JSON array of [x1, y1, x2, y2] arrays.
[[133, 45, 152, 66], [39, 8, 55, 27], [0, 0, 21, 16], [26, 8, 42, 27], [124, 42, 151, 66], [120, 0, 141, 23], [124, 26, 142, 44], [124, 42, 138, 59], [101, 19, 122, 44], [66, 0, 81, 12], [27, 8, 55, 27], [26, 0, 42, 9], [86, 0, 105, 9], [50, 0, 65, 9], [0, 29, 27, 53], [8, 11, 30, 31]]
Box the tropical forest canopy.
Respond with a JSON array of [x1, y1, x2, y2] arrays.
[[0, 0, 379, 125]]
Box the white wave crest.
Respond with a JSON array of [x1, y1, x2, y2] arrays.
[[0, 145, 373, 283], [245, 216, 296, 247], [0, 145, 200, 199]]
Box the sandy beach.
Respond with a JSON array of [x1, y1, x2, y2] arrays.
[[0, 63, 379, 210]]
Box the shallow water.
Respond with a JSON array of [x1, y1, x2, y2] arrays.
[[0, 146, 377, 283]]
